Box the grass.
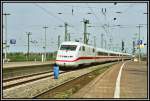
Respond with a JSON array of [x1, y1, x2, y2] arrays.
[[54, 89, 74, 98], [3, 52, 56, 62]]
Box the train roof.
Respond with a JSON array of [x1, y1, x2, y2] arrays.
[[60, 41, 132, 56], [61, 41, 82, 45]]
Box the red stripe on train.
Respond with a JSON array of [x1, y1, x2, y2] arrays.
[[56, 56, 120, 62]]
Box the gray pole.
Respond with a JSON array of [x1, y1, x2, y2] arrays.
[[84, 20, 86, 44], [138, 25, 141, 62], [101, 33, 104, 48], [3, 13, 10, 62], [43, 26, 48, 61], [136, 24, 143, 62], [104, 39, 107, 49], [83, 19, 89, 44], [94, 36, 96, 47], [58, 35, 60, 49], [68, 33, 70, 41], [65, 23, 68, 41], [27, 32, 32, 61]]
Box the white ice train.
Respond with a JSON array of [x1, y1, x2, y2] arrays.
[[56, 41, 132, 68]]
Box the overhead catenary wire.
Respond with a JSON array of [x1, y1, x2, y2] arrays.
[[86, 3, 114, 49], [34, 3, 80, 34], [7, 3, 146, 54], [86, 3, 109, 42], [61, 3, 132, 10], [34, 3, 66, 24]]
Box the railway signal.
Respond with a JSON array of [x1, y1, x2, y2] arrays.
[[132, 41, 136, 55], [122, 40, 124, 52]]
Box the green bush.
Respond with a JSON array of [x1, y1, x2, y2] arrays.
[[6, 52, 56, 62]]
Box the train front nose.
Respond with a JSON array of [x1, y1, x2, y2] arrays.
[[56, 60, 75, 67], [56, 45, 78, 67], [56, 54, 77, 67]]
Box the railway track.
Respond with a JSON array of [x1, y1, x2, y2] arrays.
[[3, 61, 118, 98], [33, 63, 114, 98], [3, 65, 53, 80], [3, 70, 67, 90], [3, 71, 52, 82]]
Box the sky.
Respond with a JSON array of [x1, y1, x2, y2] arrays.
[[2, 2, 148, 54]]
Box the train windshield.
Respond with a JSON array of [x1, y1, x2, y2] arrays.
[[60, 45, 77, 51]]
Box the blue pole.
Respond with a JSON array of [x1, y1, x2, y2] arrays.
[[53, 64, 59, 79]]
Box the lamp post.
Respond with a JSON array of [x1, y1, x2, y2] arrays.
[[26, 32, 32, 61], [136, 24, 143, 62], [3, 13, 11, 62], [58, 22, 71, 42], [43, 26, 48, 61], [82, 19, 89, 44]]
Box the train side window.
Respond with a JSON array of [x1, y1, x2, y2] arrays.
[[82, 46, 85, 51], [79, 47, 81, 51], [97, 52, 103, 55], [103, 52, 107, 56], [112, 54, 115, 56], [103, 52, 105, 55], [93, 48, 95, 53]]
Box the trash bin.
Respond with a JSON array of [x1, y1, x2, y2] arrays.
[[53, 63, 59, 79]]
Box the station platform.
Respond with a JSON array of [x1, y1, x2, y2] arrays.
[[2, 61, 55, 69], [71, 61, 147, 99]]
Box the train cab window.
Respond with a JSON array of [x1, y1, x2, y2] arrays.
[[60, 45, 77, 51], [82, 46, 85, 51]]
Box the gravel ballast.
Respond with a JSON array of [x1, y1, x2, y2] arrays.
[[3, 62, 115, 98]]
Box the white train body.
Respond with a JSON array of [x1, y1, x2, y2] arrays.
[[56, 41, 132, 67]]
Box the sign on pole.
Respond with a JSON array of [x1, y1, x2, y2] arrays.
[[136, 40, 145, 48], [137, 40, 142, 45], [140, 44, 144, 48], [10, 39, 16, 44]]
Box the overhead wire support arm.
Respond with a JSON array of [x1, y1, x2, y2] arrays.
[[86, 3, 108, 35]]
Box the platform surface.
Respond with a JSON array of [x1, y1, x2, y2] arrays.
[[3, 61, 55, 68], [71, 61, 148, 99]]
